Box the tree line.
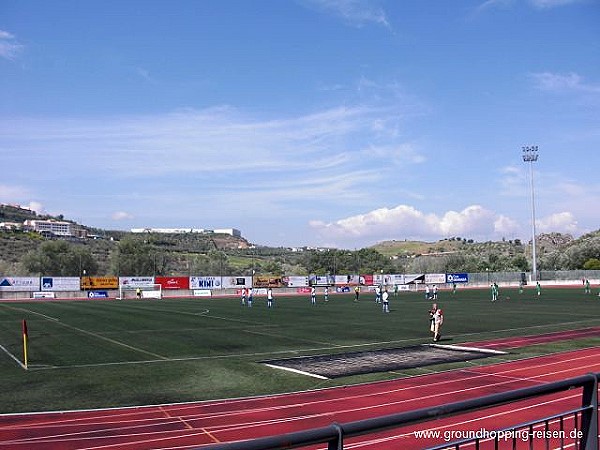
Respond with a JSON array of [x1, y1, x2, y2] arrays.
[[11, 231, 600, 277]]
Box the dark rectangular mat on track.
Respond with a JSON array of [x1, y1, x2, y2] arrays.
[[262, 344, 503, 378]]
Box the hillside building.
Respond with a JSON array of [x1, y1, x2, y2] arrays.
[[24, 219, 87, 238], [0, 221, 22, 231], [130, 227, 242, 238]]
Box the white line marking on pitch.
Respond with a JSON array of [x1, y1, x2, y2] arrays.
[[0, 343, 27, 369], [0, 303, 60, 321], [263, 364, 329, 380], [0, 303, 168, 362]]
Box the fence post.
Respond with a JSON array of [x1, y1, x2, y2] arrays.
[[328, 423, 344, 450], [580, 374, 598, 450]]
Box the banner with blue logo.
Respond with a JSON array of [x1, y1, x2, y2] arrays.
[[446, 273, 469, 283], [41, 277, 80, 291]]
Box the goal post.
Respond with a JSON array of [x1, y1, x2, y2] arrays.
[[118, 284, 162, 300]]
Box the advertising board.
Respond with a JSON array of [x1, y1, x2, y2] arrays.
[[87, 291, 109, 298], [222, 277, 251, 288], [335, 286, 351, 293], [333, 275, 353, 286], [190, 276, 222, 289], [81, 276, 119, 290], [346, 275, 360, 285], [155, 276, 190, 290], [360, 274, 374, 286], [0, 277, 39, 292], [33, 291, 56, 298], [425, 273, 447, 284], [283, 276, 309, 287], [446, 273, 469, 283], [253, 276, 284, 288], [384, 274, 406, 285], [309, 275, 335, 286], [41, 277, 80, 292], [119, 277, 155, 288], [403, 274, 425, 284], [193, 289, 212, 297]]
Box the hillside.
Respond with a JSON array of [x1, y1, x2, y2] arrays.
[[1, 205, 598, 275], [0, 204, 252, 275], [373, 239, 466, 257], [369, 233, 599, 273], [0, 204, 83, 225]]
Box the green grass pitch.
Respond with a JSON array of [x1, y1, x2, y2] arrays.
[[0, 287, 599, 414]]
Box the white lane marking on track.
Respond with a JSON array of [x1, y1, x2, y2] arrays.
[[5, 353, 597, 448]]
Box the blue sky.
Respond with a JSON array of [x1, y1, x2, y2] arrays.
[[1, 0, 599, 248]]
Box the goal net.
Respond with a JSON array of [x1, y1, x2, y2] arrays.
[[118, 284, 162, 300]]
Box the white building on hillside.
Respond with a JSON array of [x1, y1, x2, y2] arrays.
[[24, 219, 87, 238], [131, 227, 242, 238]]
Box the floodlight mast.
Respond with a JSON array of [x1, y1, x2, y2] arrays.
[[522, 145, 539, 282]]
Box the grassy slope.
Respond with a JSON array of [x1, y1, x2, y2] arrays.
[[373, 239, 466, 257], [0, 287, 599, 414]]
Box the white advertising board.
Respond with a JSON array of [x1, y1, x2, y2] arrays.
[[33, 291, 56, 298], [404, 274, 425, 284], [221, 276, 252, 289], [425, 273, 447, 284], [284, 276, 309, 287], [309, 275, 334, 286], [119, 277, 155, 288], [193, 289, 213, 297], [333, 275, 353, 286], [0, 277, 39, 292], [190, 276, 222, 289], [384, 274, 406, 285], [41, 277, 80, 292]]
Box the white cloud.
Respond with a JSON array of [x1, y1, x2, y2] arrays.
[[301, 0, 390, 28], [499, 165, 526, 197], [530, 72, 600, 94], [309, 204, 522, 247], [438, 205, 497, 236], [0, 29, 23, 60], [529, 0, 584, 8], [2, 105, 419, 191], [112, 211, 134, 221], [536, 212, 578, 233], [475, 0, 515, 14], [474, 0, 582, 15], [494, 215, 521, 235], [27, 201, 45, 214], [361, 143, 426, 165], [1, 104, 426, 229], [134, 67, 157, 84]]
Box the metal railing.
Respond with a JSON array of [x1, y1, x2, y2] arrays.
[[205, 373, 599, 450]]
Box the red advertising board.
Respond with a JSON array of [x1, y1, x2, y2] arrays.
[[155, 276, 190, 290], [360, 274, 374, 286]]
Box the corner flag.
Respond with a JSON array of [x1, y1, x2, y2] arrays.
[[22, 319, 28, 370]]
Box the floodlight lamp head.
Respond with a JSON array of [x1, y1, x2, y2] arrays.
[[522, 145, 539, 162]]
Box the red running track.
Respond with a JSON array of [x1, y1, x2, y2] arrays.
[[0, 340, 599, 449], [461, 326, 600, 350]]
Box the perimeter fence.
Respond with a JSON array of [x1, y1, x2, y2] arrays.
[[205, 372, 599, 450]]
